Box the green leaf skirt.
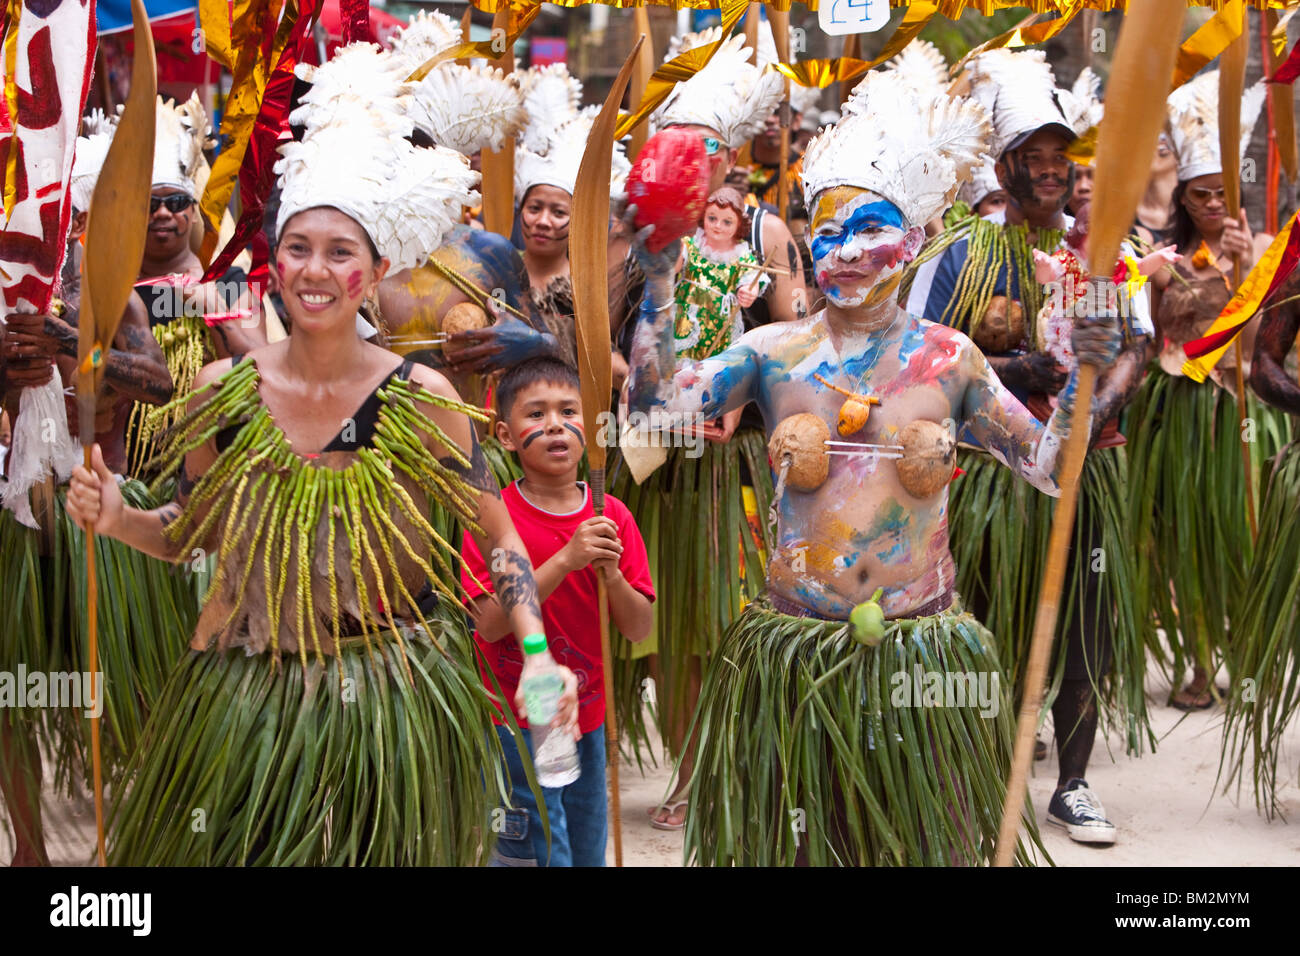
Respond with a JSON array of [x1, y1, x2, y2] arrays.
[[947, 444, 1152, 756], [1125, 370, 1290, 696], [683, 597, 1044, 866], [0, 479, 198, 795], [107, 598, 509, 866], [1222, 440, 1300, 816]]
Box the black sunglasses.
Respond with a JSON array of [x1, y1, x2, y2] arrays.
[[150, 194, 195, 214]]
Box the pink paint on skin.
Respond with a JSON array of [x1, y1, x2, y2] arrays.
[[346, 270, 363, 297]]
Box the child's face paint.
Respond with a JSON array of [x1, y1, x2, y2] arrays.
[[809, 187, 918, 308], [497, 382, 586, 478]]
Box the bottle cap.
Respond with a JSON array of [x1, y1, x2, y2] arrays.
[[522, 633, 548, 655]]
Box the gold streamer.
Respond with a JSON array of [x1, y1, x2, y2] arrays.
[[199, 0, 234, 69], [1171, 0, 1244, 89], [770, 2, 937, 91]]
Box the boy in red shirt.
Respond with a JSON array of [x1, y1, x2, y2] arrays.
[[462, 357, 654, 867]]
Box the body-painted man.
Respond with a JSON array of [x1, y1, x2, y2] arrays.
[[626, 71, 1121, 864], [903, 50, 1152, 845]]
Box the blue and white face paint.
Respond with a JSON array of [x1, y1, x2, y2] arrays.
[[809, 186, 924, 309]]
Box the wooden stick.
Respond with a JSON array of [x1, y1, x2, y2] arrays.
[[992, 0, 1185, 867], [769, 5, 792, 219], [85, 441, 105, 867]]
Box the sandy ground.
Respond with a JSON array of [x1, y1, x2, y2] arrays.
[[5, 668, 1297, 867]]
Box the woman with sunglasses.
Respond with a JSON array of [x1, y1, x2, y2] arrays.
[[1127, 72, 1287, 712]]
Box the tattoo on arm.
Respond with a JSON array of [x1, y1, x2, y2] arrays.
[[438, 429, 501, 497], [158, 502, 182, 530], [488, 547, 541, 622]]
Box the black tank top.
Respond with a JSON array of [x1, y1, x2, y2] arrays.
[[214, 356, 414, 454]]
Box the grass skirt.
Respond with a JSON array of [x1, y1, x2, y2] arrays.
[[684, 598, 1042, 866], [1126, 371, 1290, 691], [108, 599, 509, 865], [947, 446, 1151, 755], [608, 428, 773, 763], [0, 480, 198, 794], [1221, 441, 1300, 815]]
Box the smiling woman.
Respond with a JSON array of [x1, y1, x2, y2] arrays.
[[60, 43, 571, 866]]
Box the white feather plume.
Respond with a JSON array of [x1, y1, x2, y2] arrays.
[[388, 9, 462, 71], [881, 39, 950, 97], [515, 109, 630, 204], [651, 32, 783, 148], [410, 64, 526, 155], [152, 93, 211, 196], [518, 63, 585, 154], [965, 48, 1084, 157]]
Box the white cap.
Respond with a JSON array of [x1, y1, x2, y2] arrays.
[[514, 109, 630, 204], [965, 49, 1090, 158], [1166, 69, 1266, 182], [803, 70, 990, 228]]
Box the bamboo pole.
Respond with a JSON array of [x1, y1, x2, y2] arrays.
[[1220, 18, 1259, 542], [769, 5, 791, 218], [993, 0, 1187, 868], [628, 6, 655, 160]]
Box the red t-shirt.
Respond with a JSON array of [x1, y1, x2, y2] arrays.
[[461, 481, 655, 734]]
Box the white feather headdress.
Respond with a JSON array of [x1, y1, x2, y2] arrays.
[[964, 49, 1087, 157], [278, 44, 478, 272], [514, 109, 630, 204], [152, 93, 211, 196], [1166, 69, 1266, 182], [651, 32, 784, 148], [803, 70, 990, 227]]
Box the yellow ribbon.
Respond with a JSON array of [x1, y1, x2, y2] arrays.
[[1182, 210, 1298, 381], [406, 5, 541, 82], [3, 0, 23, 222], [1171, 0, 1244, 90]]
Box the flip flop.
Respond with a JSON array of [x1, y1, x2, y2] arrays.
[[649, 799, 688, 831]]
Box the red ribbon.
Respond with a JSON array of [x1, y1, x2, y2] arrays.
[[1268, 42, 1300, 84], [202, 0, 319, 292], [337, 0, 370, 47]]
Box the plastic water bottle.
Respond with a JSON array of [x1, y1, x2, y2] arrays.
[[520, 634, 580, 788]]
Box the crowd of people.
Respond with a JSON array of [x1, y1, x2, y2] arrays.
[[2, 12, 1299, 867]]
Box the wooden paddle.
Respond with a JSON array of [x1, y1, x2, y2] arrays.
[[77, 0, 157, 867], [480, 5, 516, 238], [1219, 19, 1259, 541], [992, 0, 1186, 867], [571, 37, 643, 869]]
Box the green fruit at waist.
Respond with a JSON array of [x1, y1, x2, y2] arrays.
[[850, 595, 886, 647]]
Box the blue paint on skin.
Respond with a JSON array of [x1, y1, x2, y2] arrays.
[[810, 199, 907, 265], [894, 319, 928, 369]]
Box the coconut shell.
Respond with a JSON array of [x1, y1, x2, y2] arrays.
[[769, 413, 830, 492], [972, 295, 1025, 354], [440, 302, 489, 359], [895, 420, 957, 499]]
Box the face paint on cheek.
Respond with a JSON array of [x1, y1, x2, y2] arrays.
[[346, 270, 363, 297], [520, 426, 546, 448], [562, 422, 585, 447]]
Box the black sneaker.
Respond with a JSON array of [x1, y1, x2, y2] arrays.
[[1047, 778, 1116, 845]]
